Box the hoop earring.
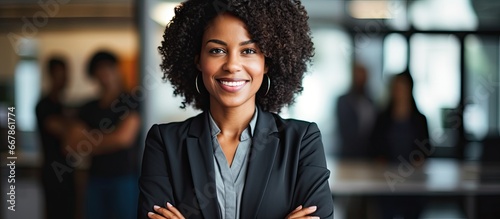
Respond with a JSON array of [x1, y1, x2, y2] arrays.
[[195, 74, 201, 94], [264, 74, 271, 96]]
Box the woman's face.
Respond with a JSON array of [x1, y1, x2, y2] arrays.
[[391, 77, 412, 105], [197, 13, 267, 110]]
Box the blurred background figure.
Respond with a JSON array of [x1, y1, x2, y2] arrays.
[[66, 51, 141, 219], [336, 62, 377, 159], [36, 57, 76, 219], [372, 71, 430, 162], [335, 62, 377, 219], [372, 71, 430, 219]]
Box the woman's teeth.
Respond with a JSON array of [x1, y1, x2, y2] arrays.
[[220, 80, 245, 87]]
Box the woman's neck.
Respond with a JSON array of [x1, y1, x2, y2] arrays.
[[209, 100, 256, 140]]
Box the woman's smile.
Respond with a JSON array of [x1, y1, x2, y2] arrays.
[[217, 78, 250, 92]]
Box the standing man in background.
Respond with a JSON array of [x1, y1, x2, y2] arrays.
[[66, 51, 141, 219], [336, 62, 377, 159], [36, 57, 76, 219], [336, 62, 378, 219]]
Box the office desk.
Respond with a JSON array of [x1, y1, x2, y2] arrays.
[[327, 158, 500, 195], [327, 158, 500, 218]]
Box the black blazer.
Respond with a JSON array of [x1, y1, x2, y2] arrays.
[[138, 107, 334, 218]]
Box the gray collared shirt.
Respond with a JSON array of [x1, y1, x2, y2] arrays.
[[208, 109, 258, 219]]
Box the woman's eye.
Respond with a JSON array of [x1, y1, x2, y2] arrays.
[[209, 48, 225, 54], [242, 48, 257, 54]]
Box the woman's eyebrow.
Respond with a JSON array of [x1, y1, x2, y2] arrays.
[[206, 39, 226, 46], [206, 39, 255, 46], [239, 39, 255, 46]]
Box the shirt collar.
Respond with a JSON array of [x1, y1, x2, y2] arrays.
[[208, 107, 258, 142]]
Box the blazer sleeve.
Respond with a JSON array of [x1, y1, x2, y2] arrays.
[[137, 124, 175, 219], [294, 122, 334, 218]]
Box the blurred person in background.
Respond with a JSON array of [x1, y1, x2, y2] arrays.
[[66, 51, 141, 219], [36, 57, 76, 219], [336, 62, 377, 219], [371, 71, 430, 219], [372, 71, 430, 162], [336, 62, 377, 159]]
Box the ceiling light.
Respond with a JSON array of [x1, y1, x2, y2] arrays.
[[348, 0, 393, 19]]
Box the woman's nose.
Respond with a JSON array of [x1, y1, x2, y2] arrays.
[[222, 52, 242, 73]]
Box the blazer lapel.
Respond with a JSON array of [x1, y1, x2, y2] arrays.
[[240, 108, 280, 219], [186, 112, 221, 219]]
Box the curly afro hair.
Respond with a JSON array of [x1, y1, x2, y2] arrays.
[[159, 0, 314, 112]]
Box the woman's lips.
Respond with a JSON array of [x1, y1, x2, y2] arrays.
[[217, 79, 249, 92]]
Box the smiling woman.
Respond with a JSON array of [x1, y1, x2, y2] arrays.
[[138, 0, 333, 219]]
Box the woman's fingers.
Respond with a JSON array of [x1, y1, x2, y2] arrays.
[[147, 203, 185, 219], [150, 203, 315, 219], [148, 205, 174, 219], [147, 211, 166, 219], [166, 202, 185, 219], [286, 205, 318, 219], [288, 205, 303, 215]]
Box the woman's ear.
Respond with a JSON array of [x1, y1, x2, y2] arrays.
[[195, 55, 201, 71]]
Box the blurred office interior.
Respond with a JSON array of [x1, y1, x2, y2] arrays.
[[1, 0, 500, 218]]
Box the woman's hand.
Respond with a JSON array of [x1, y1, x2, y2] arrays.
[[147, 202, 185, 219], [286, 205, 319, 219], [147, 203, 317, 219]]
